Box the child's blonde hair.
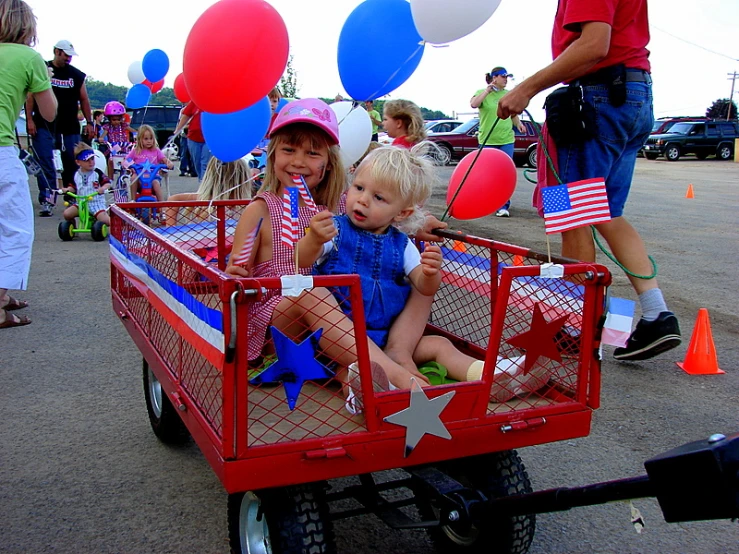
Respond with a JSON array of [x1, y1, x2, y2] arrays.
[[197, 157, 253, 202], [0, 0, 37, 46], [355, 143, 439, 233], [133, 124, 158, 154], [74, 142, 93, 156], [259, 123, 345, 213], [267, 87, 283, 102], [383, 99, 427, 145]]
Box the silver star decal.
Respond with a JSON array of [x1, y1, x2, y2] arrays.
[[384, 378, 455, 457]]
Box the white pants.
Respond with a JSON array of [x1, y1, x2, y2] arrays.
[[0, 147, 34, 290]]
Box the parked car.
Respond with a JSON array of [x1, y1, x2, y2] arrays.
[[651, 116, 709, 135], [129, 105, 183, 146], [642, 120, 739, 161], [425, 119, 463, 134], [427, 118, 539, 167]]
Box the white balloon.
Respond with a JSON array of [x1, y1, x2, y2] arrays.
[[127, 61, 146, 85], [410, 0, 502, 44], [330, 101, 372, 168]]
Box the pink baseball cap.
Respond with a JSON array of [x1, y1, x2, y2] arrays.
[[270, 98, 340, 145]]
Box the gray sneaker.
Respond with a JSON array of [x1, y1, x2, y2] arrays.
[[39, 202, 53, 217], [613, 311, 681, 361]]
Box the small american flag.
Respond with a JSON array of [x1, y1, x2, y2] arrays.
[[541, 178, 611, 234], [291, 174, 317, 212], [280, 187, 300, 248], [231, 217, 263, 266], [113, 181, 128, 203]]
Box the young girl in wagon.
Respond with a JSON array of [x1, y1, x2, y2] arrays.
[[225, 98, 429, 390]]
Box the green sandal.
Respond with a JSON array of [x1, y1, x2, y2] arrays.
[[418, 361, 458, 385]]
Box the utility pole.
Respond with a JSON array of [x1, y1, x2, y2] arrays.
[[727, 71, 738, 120]]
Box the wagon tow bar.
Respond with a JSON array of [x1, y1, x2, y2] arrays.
[[413, 432, 739, 528]]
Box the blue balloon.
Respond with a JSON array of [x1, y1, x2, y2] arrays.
[[276, 97, 290, 113], [202, 97, 272, 163], [338, 0, 424, 100], [125, 84, 151, 110], [142, 49, 169, 83]]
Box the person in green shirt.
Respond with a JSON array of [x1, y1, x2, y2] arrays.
[[365, 100, 382, 142], [470, 66, 525, 217], [0, 0, 57, 329]]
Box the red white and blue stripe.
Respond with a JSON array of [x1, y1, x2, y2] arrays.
[[601, 297, 635, 347], [110, 236, 224, 367], [440, 246, 584, 327], [291, 174, 317, 212]]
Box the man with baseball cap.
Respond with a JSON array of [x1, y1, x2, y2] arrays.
[[25, 39, 93, 216]]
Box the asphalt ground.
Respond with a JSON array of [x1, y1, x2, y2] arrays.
[[1, 157, 738, 553]]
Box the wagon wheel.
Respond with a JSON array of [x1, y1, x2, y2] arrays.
[[416, 450, 536, 554], [142, 359, 190, 444], [228, 483, 336, 554]]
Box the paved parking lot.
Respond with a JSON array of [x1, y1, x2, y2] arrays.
[[1, 158, 737, 553]]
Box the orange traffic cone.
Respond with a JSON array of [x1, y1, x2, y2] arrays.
[[685, 184, 695, 199], [677, 308, 724, 375], [512, 254, 525, 266], [452, 240, 467, 253]]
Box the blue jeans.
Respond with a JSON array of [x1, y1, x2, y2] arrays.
[[483, 142, 514, 211], [557, 81, 653, 217], [188, 140, 212, 182], [32, 128, 80, 204]]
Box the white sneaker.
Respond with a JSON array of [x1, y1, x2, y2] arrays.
[[495, 209, 510, 218]]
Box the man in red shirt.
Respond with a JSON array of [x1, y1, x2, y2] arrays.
[[498, 0, 680, 362], [172, 101, 212, 182]]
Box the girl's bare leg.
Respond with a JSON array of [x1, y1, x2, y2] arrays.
[[413, 335, 478, 382], [385, 289, 433, 374], [271, 288, 428, 389]]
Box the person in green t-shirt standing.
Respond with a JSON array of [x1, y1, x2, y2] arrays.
[[470, 66, 526, 217], [365, 100, 382, 142], [0, 0, 57, 329]]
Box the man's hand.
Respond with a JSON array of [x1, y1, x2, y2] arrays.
[[308, 210, 337, 244], [414, 213, 448, 242], [419, 243, 442, 277], [498, 87, 533, 119], [26, 120, 37, 136]]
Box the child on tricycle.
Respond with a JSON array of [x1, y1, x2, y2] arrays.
[[57, 143, 111, 241], [122, 124, 173, 204]]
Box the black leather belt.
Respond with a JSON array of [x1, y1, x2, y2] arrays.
[[572, 68, 652, 87]]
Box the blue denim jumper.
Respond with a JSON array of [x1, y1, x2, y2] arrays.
[[314, 215, 411, 348]]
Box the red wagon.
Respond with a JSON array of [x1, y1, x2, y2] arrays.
[[110, 200, 612, 553]]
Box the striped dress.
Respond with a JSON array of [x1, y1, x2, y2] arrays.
[[246, 191, 327, 360]]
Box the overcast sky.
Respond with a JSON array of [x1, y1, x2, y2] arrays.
[[27, 0, 739, 121]]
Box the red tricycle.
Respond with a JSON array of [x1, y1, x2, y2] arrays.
[[109, 200, 739, 553]]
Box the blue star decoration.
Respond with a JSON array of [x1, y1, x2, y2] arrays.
[[248, 326, 334, 410], [384, 378, 455, 457], [506, 302, 569, 374]]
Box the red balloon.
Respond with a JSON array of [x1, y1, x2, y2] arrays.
[[142, 78, 164, 93], [183, 0, 289, 114], [173, 73, 190, 103], [446, 148, 517, 220]]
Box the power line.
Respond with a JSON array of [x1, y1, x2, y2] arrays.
[[651, 25, 739, 62]]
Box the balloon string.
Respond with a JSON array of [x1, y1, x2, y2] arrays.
[[441, 117, 501, 222], [364, 43, 425, 101]]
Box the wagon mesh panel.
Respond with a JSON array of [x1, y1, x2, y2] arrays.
[[246, 286, 367, 447], [112, 207, 226, 438], [431, 236, 586, 415]]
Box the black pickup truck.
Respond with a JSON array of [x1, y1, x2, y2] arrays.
[[642, 120, 739, 161]]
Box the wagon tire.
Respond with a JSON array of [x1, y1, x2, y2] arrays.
[[91, 221, 108, 242], [228, 483, 336, 554], [142, 359, 190, 445], [416, 450, 536, 554]]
